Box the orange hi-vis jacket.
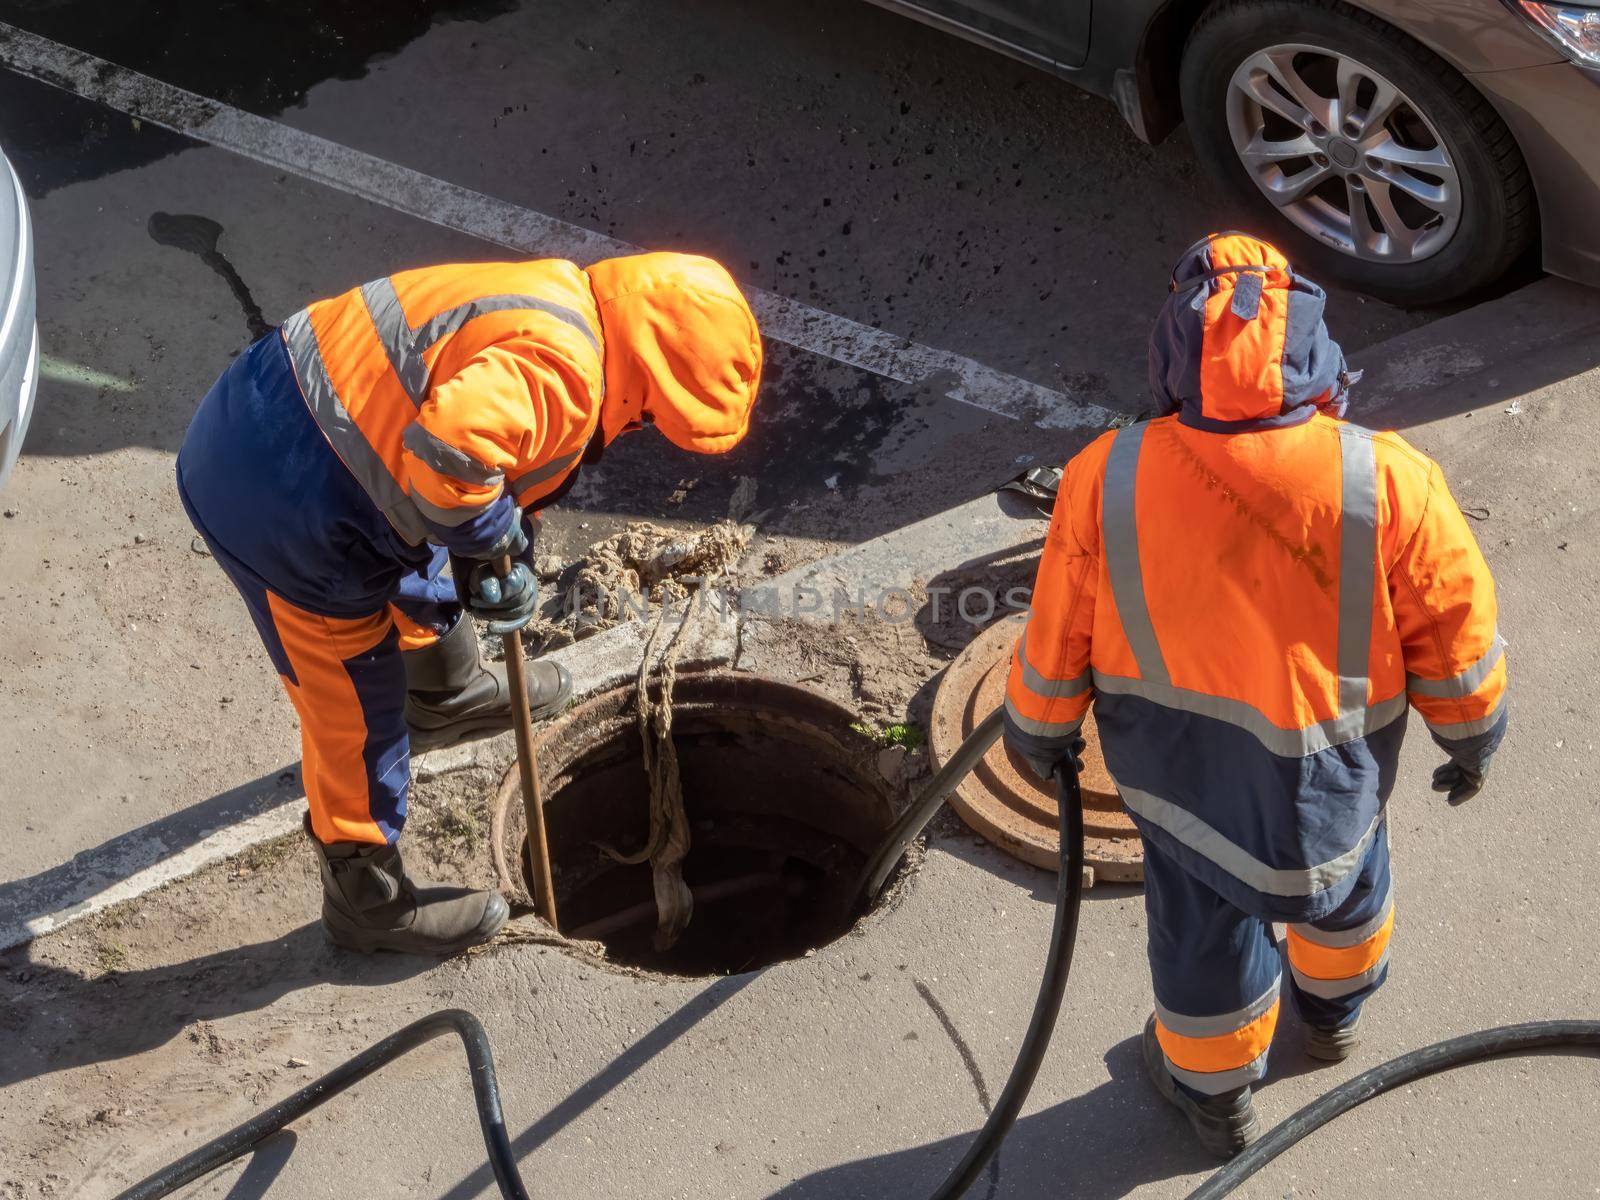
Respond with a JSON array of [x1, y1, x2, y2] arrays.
[[1005, 235, 1507, 922], [281, 252, 762, 557]]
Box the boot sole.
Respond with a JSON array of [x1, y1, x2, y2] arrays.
[[1142, 1017, 1261, 1159], [407, 673, 574, 753], [322, 896, 510, 957]]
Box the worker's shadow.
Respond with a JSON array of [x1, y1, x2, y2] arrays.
[[773, 1033, 1217, 1200], [0, 922, 433, 1090], [911, 512, 1045, 657]]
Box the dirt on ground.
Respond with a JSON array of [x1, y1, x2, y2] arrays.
[[525, 517, 756, 654], [0, 760, 557, 1196], [477, 475, 780, 665], [0, 541, 1039, 1195]]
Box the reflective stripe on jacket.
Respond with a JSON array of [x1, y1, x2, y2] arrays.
[[1006, 413, 1506, 922], [281, 259, 607, 551]]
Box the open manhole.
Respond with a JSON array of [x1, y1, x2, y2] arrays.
[[494, 672, 899, 977], [930, 614, 1143, 884]]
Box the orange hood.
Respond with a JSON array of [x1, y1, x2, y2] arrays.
[[1148, 232, 1355, 431], [584, 252, 763, 454]]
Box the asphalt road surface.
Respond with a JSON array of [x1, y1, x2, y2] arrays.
[[0, 0, 1434, 527]]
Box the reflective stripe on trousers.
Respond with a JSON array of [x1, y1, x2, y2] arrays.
[[1144, 839, 1283, 1096], [1287, 885, 1396, 999], [1155, 978, 1281, 1095]]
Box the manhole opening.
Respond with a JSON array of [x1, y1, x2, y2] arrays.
[[502, 673, 902, 978]]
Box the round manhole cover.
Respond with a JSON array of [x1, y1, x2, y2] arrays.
[[929, 614, 1143, 884]]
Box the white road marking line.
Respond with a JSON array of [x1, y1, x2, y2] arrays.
[[0, 21, 1112, 430], [39, 353, 138, 391], [0, 612, 738, 950], [0, 800, 309, 951]]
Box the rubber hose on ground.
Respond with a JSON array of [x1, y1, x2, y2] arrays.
[[106, 707, 1599, 1200], [113, 1009, 530, 1200], [853, 705, 1005, 913], [1190, 1019, 1600, 1199], [925, 757, 1086, 1199]]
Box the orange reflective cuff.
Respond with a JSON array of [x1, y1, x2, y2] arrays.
[[1287, 907, 1395, 981], [406, 454, 502, 510], [509, 448, 583, 507], [266, 593, 392, 846], [1004, 663, 1092, 726], [404, 479, 503, 535], [1410, 656, 1507, 726], [1156, 998, 1280, 1074]]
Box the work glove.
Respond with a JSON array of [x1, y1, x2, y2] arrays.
[[1432, 758, 1489, 806], [1016, 736, 1086, 788], [451, 517, 539, 636]]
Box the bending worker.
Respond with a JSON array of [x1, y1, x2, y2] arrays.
[[1004, 233, 1506, 1157], [178, 253, 762, 956]]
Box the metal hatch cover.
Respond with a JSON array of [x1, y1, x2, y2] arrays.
[[930, 614, 1143, 884]]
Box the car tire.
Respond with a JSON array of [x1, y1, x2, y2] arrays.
[[1180, 0, 1536, 306]]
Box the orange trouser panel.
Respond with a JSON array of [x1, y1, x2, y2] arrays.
[[267, 593, 395, 845]]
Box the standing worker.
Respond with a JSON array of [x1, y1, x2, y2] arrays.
[[178, 253, 762, 956], [1004, 233, 1505, 1156]]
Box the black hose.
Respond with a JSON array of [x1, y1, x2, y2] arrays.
[[856, 712, 1600, 1197], [1188, 1019, 1600, 1200], [113, 704, 1600, 1200], [925, 758, 1085, 1199], [114, 1009, 529, 1200], [853, 705, 1005, 912]]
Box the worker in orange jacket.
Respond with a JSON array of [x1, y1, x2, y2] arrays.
[[1004, 233, 1505, 1157], [178, 253, 762, 955]]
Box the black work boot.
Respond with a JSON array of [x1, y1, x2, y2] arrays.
[[403, 616, 571, 752], [307, 816, 509, 955], [1304, 1012, 1362, 1062], [1142, 1015, 1261, 1159]]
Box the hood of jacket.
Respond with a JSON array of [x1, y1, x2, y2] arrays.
[[1147, 233, 1357, 432], [584, 252, 763, 454]]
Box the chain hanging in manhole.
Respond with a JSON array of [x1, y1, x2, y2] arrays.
[[929, 614, 1143, 884], [492, 671, 904, 977]]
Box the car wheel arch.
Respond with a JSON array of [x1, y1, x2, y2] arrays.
[[1137, 0, 1548, 142], [1174, 0, 1540, 302]]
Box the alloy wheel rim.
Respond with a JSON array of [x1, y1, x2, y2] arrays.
[[1226, 44, 1461, 264]]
